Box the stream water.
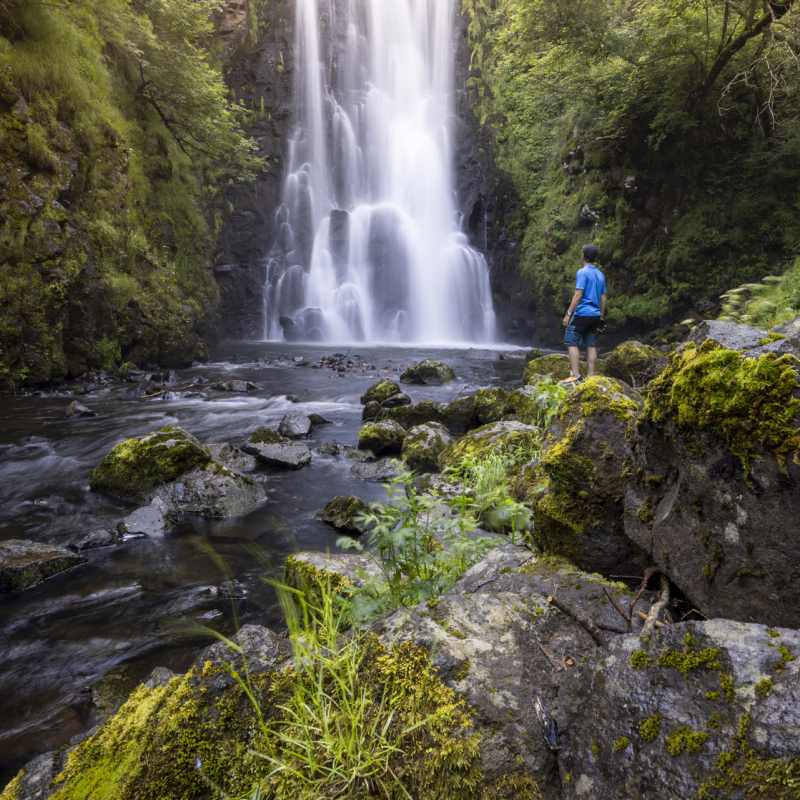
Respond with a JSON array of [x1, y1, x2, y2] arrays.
[[0, 342, 524, 783]]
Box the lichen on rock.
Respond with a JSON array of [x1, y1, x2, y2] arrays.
[[401, 422, 454, 474], [524, 354, 583, 384], [400, 358, 457, 385], [602, 340, 664, 385], [360, 379, 401, 405], [357, 419, 406, 455]]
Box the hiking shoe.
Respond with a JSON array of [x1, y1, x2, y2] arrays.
[[558, 375, 583, 386]]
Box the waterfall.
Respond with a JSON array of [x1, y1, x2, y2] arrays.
[[264, 0, 496, 344]]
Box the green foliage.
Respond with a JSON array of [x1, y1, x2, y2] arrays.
[[719, 259, 800, 328], [337, 472, 498, 622], [95, 334, 121, 369], [462, 0, 800, 330]]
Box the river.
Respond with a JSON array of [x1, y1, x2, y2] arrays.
[[0, 342, 525, 783]]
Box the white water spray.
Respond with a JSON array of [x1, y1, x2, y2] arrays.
[[264, 0, 496, 344]]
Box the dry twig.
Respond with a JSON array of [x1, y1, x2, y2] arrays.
[[541, 591, 608, 647], [641, 575, 671, 637]]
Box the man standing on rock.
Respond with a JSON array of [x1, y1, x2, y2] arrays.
[[560, 244, 606, 385]]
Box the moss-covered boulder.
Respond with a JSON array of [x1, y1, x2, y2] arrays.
[[380, 391, 411, 409], [384, 399, 447, 430], [517, 377, 646, 574], [248, 426, 286, 445], [439, 421, 541, 471], [317, 495, 374, 534], [401, 422, 454, 474], [360, 379, 401, 405], [88, 426, 213, 502], [440, 395, 480, 433], [625, 340, 800, 628], [524, 353, 584, 384], [357, 420, 406, 455], [602, 340, 665, 385], [362, 401, 386, 422], [473, 387, 511, 425], [400, 358, 456, 385], [89, 426, 265, 516]]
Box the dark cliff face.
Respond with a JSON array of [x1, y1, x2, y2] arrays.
[[451, 8, 525, 345], [217, 0, 525, 344], [215, 0, 296, 340]]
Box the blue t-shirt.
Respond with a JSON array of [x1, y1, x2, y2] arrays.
[[574, 264, 606, 317]]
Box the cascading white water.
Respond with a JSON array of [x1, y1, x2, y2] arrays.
[[264, 0, 496, 344]]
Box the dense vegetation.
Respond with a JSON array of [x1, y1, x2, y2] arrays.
[[0, 0, 262, 385], [463, 0, 800, 333]]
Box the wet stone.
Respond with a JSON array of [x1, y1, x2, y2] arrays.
[[117, 497, 179, 538], [278, 413, 313, 439], [241, 440, 312, 470], [0, 540, 87, 592], [63, 401, 96, 418], [70, 528, 121, 552], [209, 380, 258, 393], [350, 457, 402, 482]]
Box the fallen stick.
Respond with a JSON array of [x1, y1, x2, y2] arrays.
[[597, 621, 629, 635], [640, 575, 670, 637], [532, 628, 566, 671], [139, 384, 197, 399], [542, 591, 607, 647], [634, 611, 664, 629]]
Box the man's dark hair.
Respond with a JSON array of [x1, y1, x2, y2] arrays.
[[582, 244, 599, 262]]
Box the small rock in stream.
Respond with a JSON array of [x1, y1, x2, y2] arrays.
[[209, 380, 258, 393], [317, 440, 351, 456], [0, 539, 87, 592], [350, 457, 402, 482], [317, 495, 375, 534], [70, 528, 121, 551], [242, 440, 312, 470], [117, 497, 179, 538], [278, 413, 313, 439], [63, 400, 97, 418]]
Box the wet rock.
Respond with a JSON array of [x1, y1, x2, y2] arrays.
[[624, 341, 800, 628], [384, 399, 447, 429], [195, 623, 293, 676], [117, 497, 179, 537], [400, 358, 456, 385], [360, 379, 401, 405], [350, 457, 402, 482], [142, 666, 178, 690], [602, 340, 665, 385], [308, 413, 332, 426], [242, 440, 312, 470], [441, 395, 480, 433], [357, 419, 406, 455], [1, 749, 72, 800], [519, 377, 645, 575], [63, 400, 96, 418], [156, 471, 265, 517], [317, 495, 375, 534], [439, 420, 540, 471], [380, 391, 411, 409], [316, 439, 351, 456], [346, 448, 376, 462], [246, 426, 285, 445], [362, 400, 385, 422], [0, 539, 87, 592], [210, 579, 246, 600], [209, 380, 258, 393], [70, 528, 121, 551], [557, 620, 800, 800], [206, 442, 257, 473], [278, 413, 312, 439], [401, 422, 453, 473]]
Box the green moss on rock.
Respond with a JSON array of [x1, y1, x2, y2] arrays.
[[401, 423, 453, 474], [524, 354, 583, 384], [88, 426, 212, 502], [385, 400, 446, 430], [317, 495, 373, 534], [248, 427, 286, 445], [360, 380, 401, 405], [439, 421, 541, 471], [602, 341, 664, 385], [400, 358, 457, 385], [643, 340, 800, 473], [357, 420, 406, 455]]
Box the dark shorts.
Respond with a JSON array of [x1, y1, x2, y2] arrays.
[[564, 324, 596, 348]]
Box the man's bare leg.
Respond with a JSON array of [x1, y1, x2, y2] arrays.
[[567, 346, 581, 376], [587, 347, 597, 376]]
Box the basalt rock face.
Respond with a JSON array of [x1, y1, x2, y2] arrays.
[[214, 0, 296, 339], [624, 342, 800, 629]]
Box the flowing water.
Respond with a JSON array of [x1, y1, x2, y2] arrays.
[[0, 343, 523, 784], [264, 0, 496, 344]]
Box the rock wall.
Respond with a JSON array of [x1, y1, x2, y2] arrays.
[[214, 0, 297, 340], [215, 0, 524, 343]]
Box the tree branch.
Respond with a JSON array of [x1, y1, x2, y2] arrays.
[[641, 575, 671, 637], [541, 591, 608, 647]]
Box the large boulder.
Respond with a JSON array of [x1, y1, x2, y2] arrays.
[[384, 399, 447, 429], [89, 426, 265, 516], [557, 620, 800, 800], [689, 319, 796, 357], [0, 540, 87, 592], [360, 379, 401, 405], [439, 420, 541, 471], [625, 340, 800, 628], [350, 458, 402, 482], [316, 495, 375, 535], [517, 377, 646, 575], [401, 422, 454, 473], [400, 358, 456, 385], [277, 413, 312, 439], [357, 419, 406, 455], [88, 426, 213, 502], [601, 340, 664, 385], [242, 439, 312, 470]]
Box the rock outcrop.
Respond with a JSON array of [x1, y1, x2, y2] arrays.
[[401, 422, 454, 473]]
